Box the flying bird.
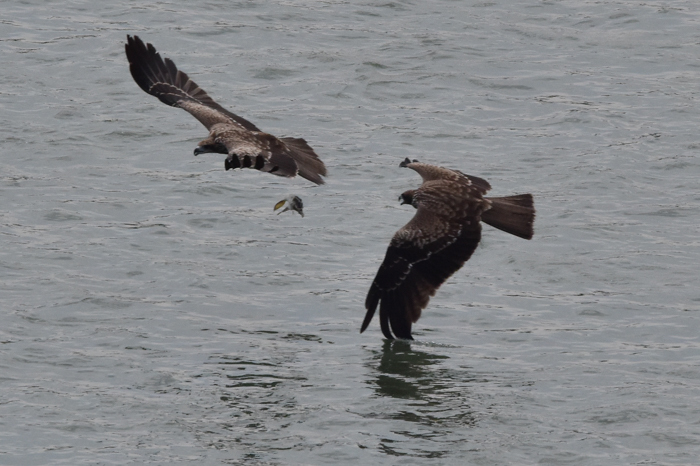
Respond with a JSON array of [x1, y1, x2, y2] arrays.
[[124, 35, 327, 185], [274, 195, 304, 217], [361, 158, 535, 340]]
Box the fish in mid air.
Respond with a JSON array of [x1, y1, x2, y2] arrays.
[[274, 195, 304, 217]]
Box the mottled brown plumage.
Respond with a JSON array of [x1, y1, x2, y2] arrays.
[[124, 35, 327, 184], [361, 158, 535, 340]]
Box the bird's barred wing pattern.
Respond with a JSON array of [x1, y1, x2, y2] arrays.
[[404, 160, 492, 194], [222, 132, 298, 178], [362, 206, 482, 340], [125, 35, 261, 132], [222, 134, 326, 184], [405, 162, 464, 183], [451, 170, 492, 193], [278, 137, 327, 185], [126, 35, 327, 184]]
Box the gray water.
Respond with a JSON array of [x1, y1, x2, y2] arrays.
[[2, 1, 700, 464]]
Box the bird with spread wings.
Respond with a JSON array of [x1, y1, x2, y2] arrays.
[[361, 158, 535, 340], [124, 35, 327, 185]]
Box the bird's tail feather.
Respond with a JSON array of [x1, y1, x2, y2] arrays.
[[482, 194, 535, 240], [281, 137, 327, 185]]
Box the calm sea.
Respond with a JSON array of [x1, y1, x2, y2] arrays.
[[1, 1, 699, 464]]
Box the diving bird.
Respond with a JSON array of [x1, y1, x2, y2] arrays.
[[361, 158, 535, 340], [124, 35, 327, 185], [274, 195, 304, 217]]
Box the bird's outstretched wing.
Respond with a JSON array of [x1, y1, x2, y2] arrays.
[[125, 35, 260, 132], [401, 158, 492, 193], [222, 132, 298, 178], [362, 204, 482, 340], [363, 159, 535, 340], [279, 137, 327, 185], [221, 133, 327, 184]]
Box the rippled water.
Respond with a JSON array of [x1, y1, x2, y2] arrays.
[[2, 1, 700, 464]]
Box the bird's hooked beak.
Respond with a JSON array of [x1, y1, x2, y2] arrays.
[[194, 142, 227, 156], [194, 145, 212, 156]]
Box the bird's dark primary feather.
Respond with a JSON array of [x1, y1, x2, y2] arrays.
[[280, 137, 328, 185], [125, 35, 260, 131], [364, 220, 482, 340]]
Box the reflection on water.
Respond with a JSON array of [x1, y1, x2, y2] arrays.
[[365, 340, 477, 429], [370, 340, 448, 399]]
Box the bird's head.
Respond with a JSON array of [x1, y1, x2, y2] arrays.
[[398, 190, 416, 207], [194, 136, 227, 156]]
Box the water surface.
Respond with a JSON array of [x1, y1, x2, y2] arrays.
[[1, 1, 699, 464]]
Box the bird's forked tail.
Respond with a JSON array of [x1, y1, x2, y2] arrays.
[[481, 194, 535, 240]]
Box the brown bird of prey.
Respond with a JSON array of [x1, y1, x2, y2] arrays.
[[361, 158, 535, 340], [124, 35, 327, 185]]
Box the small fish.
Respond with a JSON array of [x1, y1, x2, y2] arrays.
[[274, 195, 304, 217]]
